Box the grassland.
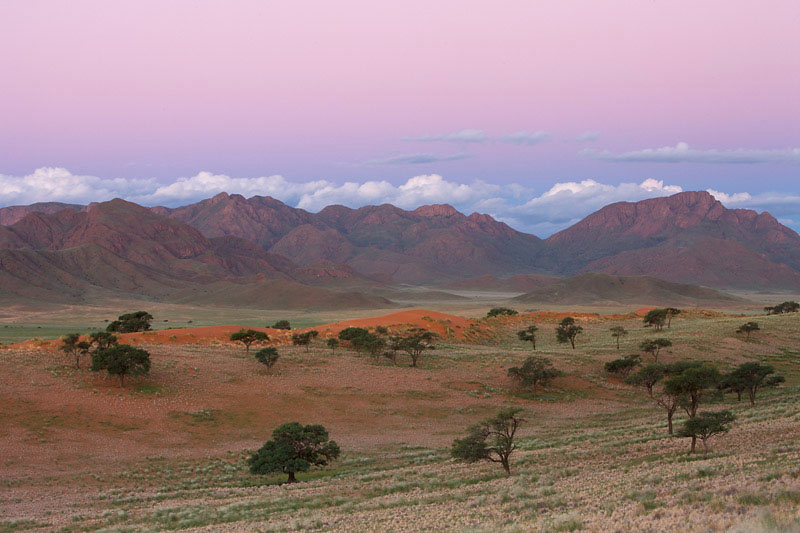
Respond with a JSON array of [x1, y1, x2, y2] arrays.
[[1, 303, 799, 531]]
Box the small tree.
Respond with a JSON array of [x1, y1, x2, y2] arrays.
[[665, 308, 681, 328], [451, 408, 525, 476], [292, 331, 318, 353], [106, 311, 153, 333], [255, 347, 279, 373], [627, 361, 704, 435], [230, 329, 269, 355], [272, 320, 291, 330], [736, 321, 760, 341], [516, 325, 538, 350], [678, 411, 735, 455], [610, 326, 628, 349], [723, 362, 784, 406], [399, 328, 438, 367], [487, 307, 518, 318], [508, 356, 563, 394], [639, 338, 672, 362], [375, 325, 389, 335], [643, 309, 668, 331], [338, 327, 370, 351], [363, 334, 387, 360], [664, 363, 721, 419], [91, 344, 151, 387], [326, 338, 339, 353], [248, 422, 340, 483], [89, 331, 118, 351], [555, 317, 582, 349], [60, 333, 83, 369], [604, 354, 641, 378]]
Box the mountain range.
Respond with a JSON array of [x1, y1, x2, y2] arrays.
[[1, 190, 799, 307]]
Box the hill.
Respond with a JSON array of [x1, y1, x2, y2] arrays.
[[512, 273, 746, 306]]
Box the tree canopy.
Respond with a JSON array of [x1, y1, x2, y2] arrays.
[[722, 362, 784, 406], [255, 347, 279, 373], [106, 311, 153, 333], [451, 408, 525, 476], [736, 321, 760, 340], [604, 354, 641, 378], [639, 338, 672, 361], [508, 356, 562, 394], [272, 320, 291, 330], [248, 422, 340, 483], [91, 344, 151, 387], [609, 326, 628, 349], [487, 307, 518, 318], [678, 411, 735, 454], [516, 325, 538, 350], [230, 329, 269, 355], [643, 309, 668, 330], [555, 317, 582, 349]]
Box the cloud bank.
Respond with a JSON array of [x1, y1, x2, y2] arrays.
[[583, 142, 800, 164], [405, 129, 553, 146], [1, 167, 797, 236]]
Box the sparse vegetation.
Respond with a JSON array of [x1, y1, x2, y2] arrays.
[[764, 301, 799, 315]]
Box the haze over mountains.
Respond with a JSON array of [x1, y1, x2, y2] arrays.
[[1, 191, 798, 307]]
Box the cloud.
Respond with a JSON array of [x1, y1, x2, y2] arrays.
[[2, 168, 799, 236], [498, 130, 552, 146], [360, 152, 470, 166], [407, 129, 490, 143], [582, 142, 800, 164], [566, 131, 600, 142], [404, 129, 552, 146]]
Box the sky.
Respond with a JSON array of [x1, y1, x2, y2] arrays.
[[1, 0, 799, 235]]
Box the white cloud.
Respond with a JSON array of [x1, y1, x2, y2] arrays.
[[360, 152, 470, 166], [407, 129, 490, 143], [2, 167, 799, 236], [567, 131, 601, 143], [582, 142, 800, 164], [498, 130, 552, 145]]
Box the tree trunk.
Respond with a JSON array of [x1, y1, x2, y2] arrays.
[[616, 337, 620, 349], [533, 339, 536, 350], [119, 373, 125, 387], [570, 337, 575, 349], [287, 471, 297, 483], [749, 390, 756, 406], [702, 438, 708, 455], [736, 391, 741, 402], [667, 412, 674, 435], [75, 354, 80, 369], [689, 436, 696, 454], [501, 459, 511, 476]]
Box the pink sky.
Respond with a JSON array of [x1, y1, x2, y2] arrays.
[[1, 0, 799, 190]]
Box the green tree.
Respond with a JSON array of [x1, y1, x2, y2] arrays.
[[451, 408, 525, 476], [326, 338, 339, 353], [639, 338, 672, 362], [255, 347, 279, 373], [665, 308, 681, 328], [271, 320, 291, 330], [363, 334, 387, 360], [292, 330, 318, 352], [736, 321, 760, 341], [555, 317, 582, 349], [106, 311, 153, 333], [89, 331, 118, 351], [664, 363, 721, 419], [610, 326, 628, 349], [230, 329, 269, 356], [643, 309, 668, 331], [723, 362, 784, 406], [60, 333, 83, 369], [508, 356, 563, 394], [399, 328, 438, 367], [678, 411, 735, 455], [487, 307, 518, 318], [338, 327, 370, 351], [604, 354, 641, 378], [248, 422, 340, 483], [91, 344, 151, 387], [516, 325, 538, 350], [626, 361, 704, 435]]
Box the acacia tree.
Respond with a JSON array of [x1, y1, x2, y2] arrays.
[[626, 361, 703, 435], [516, 325, 538, 350], [508, 356, 563, 394], [89, 331, 118, 352], [292, 330, 319, 353], [326, 338, 339, 353], [248, 422, 340, 483], [678, 411, 735, 455], [91, 344, 151, 387], [610, 326, 628, 349], [643, 309, 668, 331], [230, 329, 269, 356], [604, 354, 641, 378], [665, 308, 681, 328], [272, 320, 291, 330], [487, 307, 518, 318], [555, 317, 583, 349], [338, 327, 370, 352], [399, 328, 437, 367], [736, 322, 760, 341], [451, 408, 525, 476], [639, 338, 672, 362], [723, 362, 784, 406], [106, 311, 153, 333], [255, 347, 279, 373], [60, 333, 84, 369]]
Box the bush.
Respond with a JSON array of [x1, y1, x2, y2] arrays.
[[487, 307, 518, 318], [248, 423, 340, 483], [106, 311, 153, 333], [272, 320, 291, 330], [604, 354, 641, 378]]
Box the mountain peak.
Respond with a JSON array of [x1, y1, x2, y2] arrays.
[[413, 204, 460, 218]]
